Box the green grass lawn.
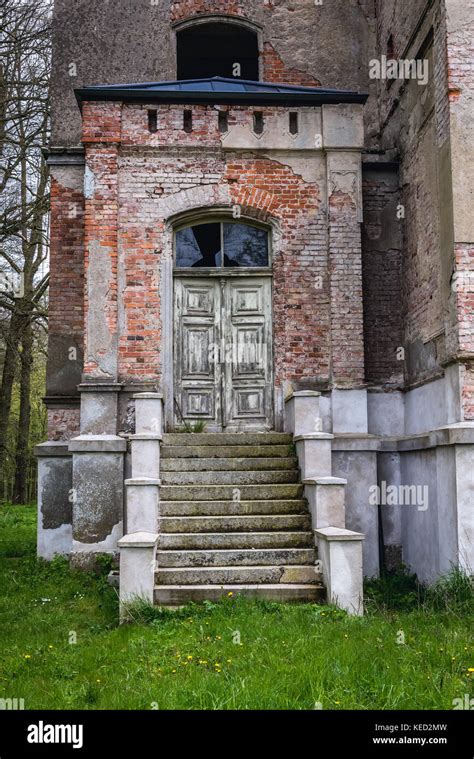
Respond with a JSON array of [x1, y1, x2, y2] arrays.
[[0, 504, 472, 710]]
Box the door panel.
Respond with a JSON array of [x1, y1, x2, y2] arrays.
[[224, 278, 272, 429], [175, 279, 221, 426], [174, 277, 273, 430]]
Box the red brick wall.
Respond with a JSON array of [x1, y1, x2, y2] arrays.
[[329, 190, 365, 385], [170, 0, 246, 23], [49, 178, 85, 341], [461, 363, 474, 421], [46, 175, 85, 421], [47, 408, 80, 441], [362, 171, 404, 386], [262, 42, 321, 86], [81, 100, 366, 390], [375, 1, 450, 388], [225, 157, 329, 385]]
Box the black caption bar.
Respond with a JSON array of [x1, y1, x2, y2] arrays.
[[0, 710, 471, 756]]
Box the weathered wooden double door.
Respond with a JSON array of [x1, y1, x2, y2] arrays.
[[174, 277, 273, 431]]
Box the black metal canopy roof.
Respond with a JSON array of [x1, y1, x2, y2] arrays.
[[75, 76, 368, 107]]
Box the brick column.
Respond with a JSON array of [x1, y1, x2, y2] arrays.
[[327, 150, 365, 387], [82, 102, 122, 381], [67, 102, 125, 567]]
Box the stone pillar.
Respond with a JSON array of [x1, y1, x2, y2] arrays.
[[78, 382, 122, 435], [315, 527, 365, 615], [304, 476, 346, 529], [134, 392, 163, 435], [295, 434, 334, 479], [35, 441, 72, 559], [284, 391, 322, 435], [124, 393, 163, 534], [453, 443, 474, 575], [68, 435, 126, 567], [118, 532, 158, 615]]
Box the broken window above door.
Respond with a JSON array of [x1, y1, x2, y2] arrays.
[[175, 221, 269, 269]]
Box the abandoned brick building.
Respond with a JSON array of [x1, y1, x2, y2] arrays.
[[37, 0, 473, 613]]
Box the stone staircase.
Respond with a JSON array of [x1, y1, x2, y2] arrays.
[[153, 432, 325, 605]]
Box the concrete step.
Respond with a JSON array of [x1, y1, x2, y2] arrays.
[[161, 470, 300, 486], [161, 457, 298, 472], [155, 564, 321, 585], [160, 499, 308, 516], [162, 433, 293, 446], [161, 444, 295, 459], [161, 484, 304, 501], [156, 547, 316, 567], [159, 514, 312, 534], [157, 531, 315, 550], [154, 584, 325, 605]]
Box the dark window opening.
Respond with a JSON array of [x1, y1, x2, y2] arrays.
[[177, 22, 259, 80], [175, 221, 269, 268], [183, 109, 193, 132], [289, 112, 298, 135], [148, 110, 157, 133], [218, 110, 228, 133], [253, 111, 264, 135]]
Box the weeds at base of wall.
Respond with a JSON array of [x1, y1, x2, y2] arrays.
[[365, 566, 473, 614]]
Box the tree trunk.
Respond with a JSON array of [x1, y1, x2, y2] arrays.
[[0, 312, 24, 478], [13, 317, 33, 504]]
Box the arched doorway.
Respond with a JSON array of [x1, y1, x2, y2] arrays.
[[173, 218, 274, 431]]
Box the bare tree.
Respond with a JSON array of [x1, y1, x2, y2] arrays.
[[0, 0, 51, 501]]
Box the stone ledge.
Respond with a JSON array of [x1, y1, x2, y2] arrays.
[[35, 441, 71, 457], [68, 435, 127, 453], [129, 433, 163, 441], [285, 390, 321, 402], [125, 478, 161, 486], [133, 392, 163, 399], [77, 382, 123, 393], [294, 433, 334, 441], [315, 527, 365, 542], [303, 477, 347, 486], [118, 532, 158, 549]]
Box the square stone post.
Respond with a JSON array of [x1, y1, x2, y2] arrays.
[[118, 532, 158, 618], [35, 441, 72, 559], [304, 476, 346, 529], [316, 527, 365, 616], [284, 391, 322, 435], [68, 435, 126, 567]]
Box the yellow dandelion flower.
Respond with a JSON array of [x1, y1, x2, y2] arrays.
[[468, 668, 474, 673], [187, 655, 193, 660], [227, 592, 233, 597]]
